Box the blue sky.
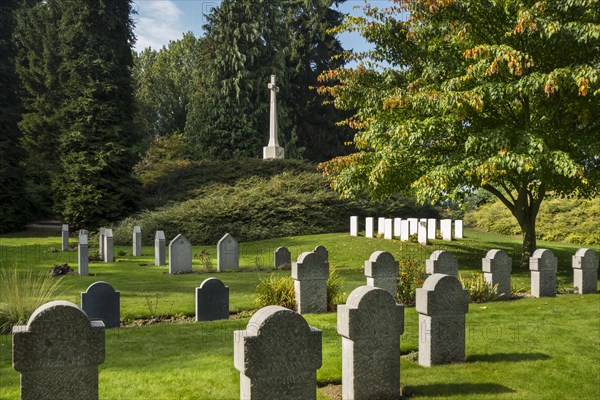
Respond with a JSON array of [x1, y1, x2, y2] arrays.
[[132, 0, 386, 53]]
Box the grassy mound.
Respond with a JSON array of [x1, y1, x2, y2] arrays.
[[465, 196, 600, 245]]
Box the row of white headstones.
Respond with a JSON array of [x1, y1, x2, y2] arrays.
[[350, 216, 463, 244]]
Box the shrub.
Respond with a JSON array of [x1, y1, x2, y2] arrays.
[[0, 266, 64, 333], [459, 272, 499, 303], [396, 258, 427, 307], [326, 268, 346, 311]]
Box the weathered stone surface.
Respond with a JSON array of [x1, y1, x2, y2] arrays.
[[196, 278, 229, 322], [529, 249, 557, 297], [12, 301, 105, 400], [338, 286, 404, 400], [62, 224, 69, 252], [81, 282, 120, 328], [572, 248, 598, 294], [427, 219, 437, 240], [169, 234, 192, 274], [275, 246, 291, 269], [418, 219, 429, 245], [384, 219, 393, 240], [365, 217, 374, 238], [78, 232, 89, 276], [217, 233, 239, 272], [407, 218, 418, 235], [454, 220, 463, 239], [416, 274, 469, 367], [234, 306, 322, 400], [400, 220, 409, 242], [314, 245, 329, 268], [426, 250, 458, 276], [393, 218, 401, 238], [440, 219, 452, 241], [364, 251, 399, 296], [377, 217, 385, 235], [98, 227, 105, 259], [132, 226, 142, 256], [482, 249, 512, 299], [292, 252, 329, 314], [154, 230, 166, 266], [103, 229, 114, 263], [350, 216, 358, 237]]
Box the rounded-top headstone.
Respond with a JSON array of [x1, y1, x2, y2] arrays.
[[364, 251, 398, 278], [314, 246, 328, 263], [426, 250, 458, 275], [530, 249, 557, 271], [416, 274, 469, 316], [292, 252, 329, 280], [85, 281, 117, 296], [26, 300, 92, 333], [482, 249, 512, 273], [573, 248, 599, 269], [200, 277, 226, 290]]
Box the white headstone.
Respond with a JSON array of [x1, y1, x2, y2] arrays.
[[365, 217, 374, 238], [61, 224, 69, 252], [350, 216, 358, 237], [572, 248, 599, 294], [455, 220, 463, 239], [418, 219, 429, 245], [384, 219, 393, 240], [103, 229, 114, 263], [263, 75, 284, 159], [132, 226, 142, 256], [154, 231, 166, 266], [98, 227, 105, 260], [78, 231, 88, 276], [427, 219, 436, 240], [400, 220, 409, 242], [377, 217, 385, 235], [169, 234, 192, 274], [217, 233, 239, 272], [393, 218, 401, 237], [440, 219, 452, 241], [407, 218, 418, 235]]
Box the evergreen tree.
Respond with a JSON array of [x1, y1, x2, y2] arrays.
[[0, 0, 27, 232]]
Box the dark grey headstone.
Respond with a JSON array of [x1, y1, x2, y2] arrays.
[[196, 278, 229, 322], [81, 282, 120, 328], [274, 246, 291, 269]]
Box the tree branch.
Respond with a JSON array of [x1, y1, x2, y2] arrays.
[[483, 184, 515, 213]]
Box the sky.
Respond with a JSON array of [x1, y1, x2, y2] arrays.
[[132, 0, 386, 53]]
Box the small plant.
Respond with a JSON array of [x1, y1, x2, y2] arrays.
[[196, 249, 213, 272], [0, 266, 64, 333], [88, 252, 103, 262], [254, 255, 266, 270], [50, 264, 73, 276], [396, 258, 427, 306], [46, 246, 60, 253], [459, 272, 499, 303], [326, 268, 346, 311], [408, 233, 419, 243], [117, 249, 128, 257], [254, 275, 296, 310], [143, 292, 174, 319]]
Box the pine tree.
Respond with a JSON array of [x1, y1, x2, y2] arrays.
[[0, 0, 27, 232]]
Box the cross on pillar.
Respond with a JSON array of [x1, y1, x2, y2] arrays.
[[263, 75, 285, 159]]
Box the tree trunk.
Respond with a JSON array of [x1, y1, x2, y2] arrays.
[[519, 215, 537, 269]]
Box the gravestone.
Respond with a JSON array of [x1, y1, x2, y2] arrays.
[[427, 218, 437, 240], [338, 286, 404, 400], [377, 217, 385, 235], [440, 219, 452, 241], [394, 218, 401, 238], [418, 219, 429, 245], [408, 218, 418, 235], [132, 226, 142, 256], [217, 233, 239, 272], [400, 220, 409, 242], [384, 219, 393, 240], [103, 229, 114, 263], [196, 278, 229, 321], [62, 224, 69, 251], [482, 249, 512, 299], [263, 75, 285, 159], [154, 230, 166, 266], [455, 220, 464, 239], [169, 234, 192, 274], [364, 251, 399, 296], [365, 217, 374, 238], [529, 249, 557, 297], [314, 245, 329, 268], [274, 246, 291, 269], [573, 248, 599, 294], [98, 227, 105, 259], [416, 274, 469, 367], [12, 301, 105, 400], [81, 282, 120, 328], [426, 250, 458, 276], [292, 252, 329, 314], [234, 306, 322, 400], [78, 231, 89, 276], [350, 216, 358, 237]]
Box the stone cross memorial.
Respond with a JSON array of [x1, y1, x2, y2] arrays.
[[155, 230, 166, 266], [292, 252, 329, 314], [365, 217, 374, 238], [482, 249, 512, 299], [78, 231, 89, 276], [103, 229, 114, 263], [234, 306, 322, 400], [12, 301, 105, 400], [62, 224, 69, 251], [440, 219, 452, 241], [338, 286, 404, 400], [169, 234, 192, 274], [350, 216, 358, 237], [263, 75, 285, 159], [529, 249, 558, 297], [132, 226, 142, 256], [572, 248, 599, 294], [98, 227, 105, 260], [416, 274, 469, 367], [274, 246, 291, 269], [426, 250, 458, 276], [196, 278, 229, 322], [81, 281, 120, 328], [427, 218, 437, 240], [217, 233, 239, 271], [364, 251, 399, 296]]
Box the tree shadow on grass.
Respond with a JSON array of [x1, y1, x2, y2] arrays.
[[467, 352, 550, 363], [403, 382, 515, 398]]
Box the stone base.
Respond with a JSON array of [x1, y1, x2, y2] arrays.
[[531, 270, 556, 297], [366, 277, 397, 297], [263, 146, 285, 159], [240, 371, 316, 400], [484, 272, 511, 299], [295, 280, 327, 314], [574, 268, 598, 294], [418, 314, 465, 367]]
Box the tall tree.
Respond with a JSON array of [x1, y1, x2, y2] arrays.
[[52, 0, 139, 227], [0, 0, 27, 232], [319, 0, 600, 266]]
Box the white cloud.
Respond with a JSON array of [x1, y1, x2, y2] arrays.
[[133, 0, 184, 52]]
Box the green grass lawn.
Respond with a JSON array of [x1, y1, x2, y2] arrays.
[[0, 228, 599, 399]]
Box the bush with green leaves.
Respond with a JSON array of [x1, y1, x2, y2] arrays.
[[459, 272, 500, 303], [396, 258, 427, 307]]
